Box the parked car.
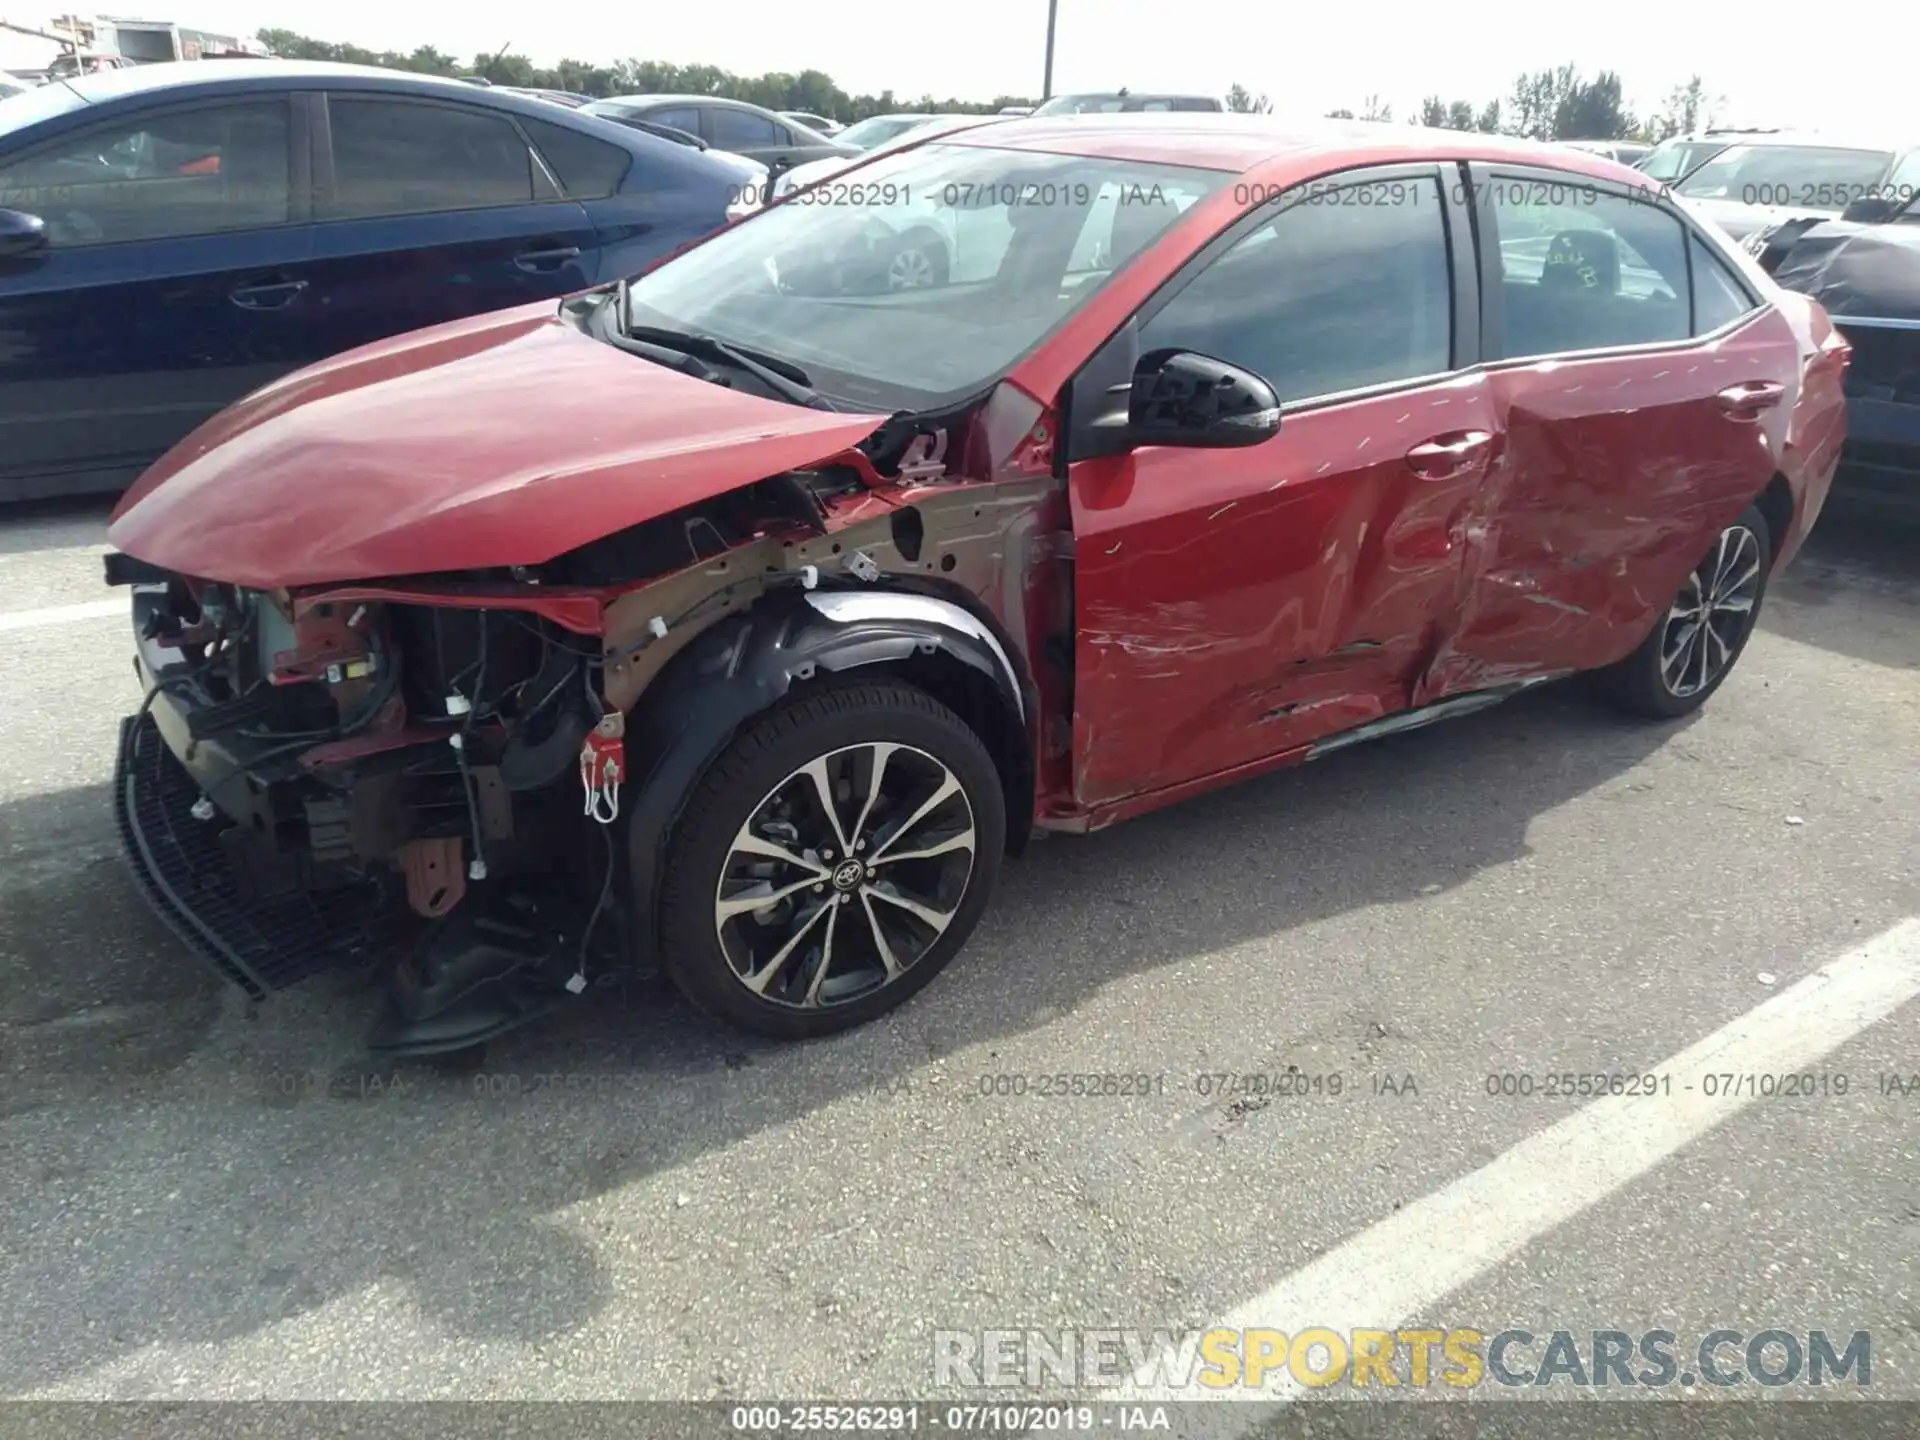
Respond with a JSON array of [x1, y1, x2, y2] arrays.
[[46, 50, 135, 81], [581, 94, 857, 180], [780, 110, 842, 137], [1666, 133, 1901, 241], [1636, 129, 1785, 185], [0, 59, 765, 501], [771, 113, 991, 198], [1029, 91, 1222, 115], [506, 86, 591, 110], [104, 118, 1846, 1056], [1561, 138, 1651, 165], [830, 113, 956, 153], [1745, 158, 1920, 516]]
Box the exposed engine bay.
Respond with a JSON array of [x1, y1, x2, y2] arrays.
[[110, 379, 1071, 1056]]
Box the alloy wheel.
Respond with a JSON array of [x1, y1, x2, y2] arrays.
[[887, 247, 937, 290], [1659, 524, 1762, 698], [714, 743, 977, 1009]]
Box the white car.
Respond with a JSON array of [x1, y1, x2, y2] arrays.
[[1664, 133, 1904, 242]]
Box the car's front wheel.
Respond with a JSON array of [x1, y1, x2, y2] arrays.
[[1592, 503, 1773, 718], [657, 680, 1005, 1037], [886, 228, 949, 291]]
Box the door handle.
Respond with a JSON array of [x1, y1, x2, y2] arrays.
[[1716, 380, 1786, 419], [514, 245, 583, 273], [228, 277, 308, 310], [1404, 430, 1494, 481]]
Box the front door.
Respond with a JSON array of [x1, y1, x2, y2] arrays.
[[0, 95, 312, 497], [1067, 166, 1493, 808]]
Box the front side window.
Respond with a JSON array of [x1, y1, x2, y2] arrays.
[[711, 108, 779, 148], [1675, 144, 1896, 210], [1491, 181, 1689, 357], [620, 142, 1228, 411], [0, 100, 289, 246], [1139, 175, 1453, 406], [327, 99, 537, 219]]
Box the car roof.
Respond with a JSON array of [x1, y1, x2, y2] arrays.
[[936, 113, 1672, 177], [57, 57, 534, 104], [597, 93, 773, 111], [1664, 130, 1898, 151]]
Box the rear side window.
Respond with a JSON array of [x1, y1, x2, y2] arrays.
[[0, 99, 289, 246], [711, 108, 779, 148], [639, 105, 701, 134], [1689, 233, 1758, 333], [327, 98, 536, 219], [1140, 175, 1453, 405], [519, 115, 629, 198], [1490, 181, 1689, 358]]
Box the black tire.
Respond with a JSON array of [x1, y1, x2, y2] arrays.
[[658, 679, 1005, 1039], [1591, 503, 1773, 719]]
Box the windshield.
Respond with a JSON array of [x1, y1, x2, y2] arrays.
[[0, 79, 88, 139], [620, 140, 1229, 412], [1676, 144, 1896, 207], [836, 116, 928, 151], [1638, 140, 1727, 182], [1032, 95, 1131, 115]]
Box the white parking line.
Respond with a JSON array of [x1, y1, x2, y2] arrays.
[[0, 600, 125, 634], [1111, 916, 1920, 1412]]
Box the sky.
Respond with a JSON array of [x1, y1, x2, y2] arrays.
[[19, 1, 1918, 136]]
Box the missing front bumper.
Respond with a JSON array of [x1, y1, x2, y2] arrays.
[[113, 711, 398, 998]]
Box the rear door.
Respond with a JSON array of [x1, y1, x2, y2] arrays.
[[1067, 165, 1495, 807], [300, 92, 598, 357], [1422, 162, 1793, 694], [0, 93, 313, 497]]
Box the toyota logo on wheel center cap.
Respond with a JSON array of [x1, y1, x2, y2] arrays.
[[831, 860, 865, 891]]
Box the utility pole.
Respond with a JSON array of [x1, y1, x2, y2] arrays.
[[1041, 0, 1058, 100]]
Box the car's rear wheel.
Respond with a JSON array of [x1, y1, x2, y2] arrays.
[[657, 680, 1004, 1038], [1592, 504, 1772, 718]]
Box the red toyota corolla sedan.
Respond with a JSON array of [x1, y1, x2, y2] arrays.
[[103, 116, 1850, 1054]]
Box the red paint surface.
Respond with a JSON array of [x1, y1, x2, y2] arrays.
[[109, 303, 888, 589], [107, 124, 1846, 832]]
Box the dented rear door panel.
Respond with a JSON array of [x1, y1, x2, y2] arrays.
[[1423, 308, 1800, 696]]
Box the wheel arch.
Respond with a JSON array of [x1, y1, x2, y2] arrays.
[[620, 587, 1035, 970]]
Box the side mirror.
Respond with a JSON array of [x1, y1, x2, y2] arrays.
[[0, 208, 48, 260], [1839, 195, 1900, 225], [1127, 348, 1280, 449]]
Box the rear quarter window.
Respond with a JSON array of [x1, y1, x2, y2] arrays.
[[519, 115, 630, 199]]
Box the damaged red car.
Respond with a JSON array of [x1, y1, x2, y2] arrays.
[[105, 118, 1851, 1054]]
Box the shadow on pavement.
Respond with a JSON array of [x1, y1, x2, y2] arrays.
[[0, 681, 1687, 1390]]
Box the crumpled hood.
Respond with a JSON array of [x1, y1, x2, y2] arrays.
[[108, 302, 888, 589], [1688, 196, 1842, 243]]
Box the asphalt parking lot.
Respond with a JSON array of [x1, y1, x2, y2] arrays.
[[0, 494, 1915, 1417]]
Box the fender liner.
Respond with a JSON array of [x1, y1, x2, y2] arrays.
[[621, 588, 1033, 970]]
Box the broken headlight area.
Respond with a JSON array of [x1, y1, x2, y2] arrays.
[[113, 567, 634, 1051]]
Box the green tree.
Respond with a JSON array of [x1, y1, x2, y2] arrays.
[[1418, 96, 1447, 127], [1225, 83, 1272, 114], [1553, 69, 1632, 139], [1325, 107, 1356, 120]]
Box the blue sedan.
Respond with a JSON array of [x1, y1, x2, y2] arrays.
[[0, 60, 765, 501]]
